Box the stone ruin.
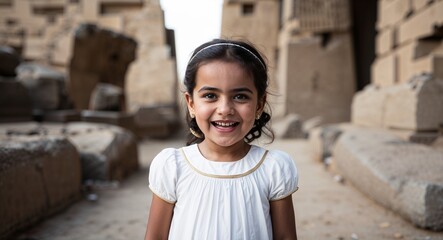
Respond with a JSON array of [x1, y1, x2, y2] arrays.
[[307, 0, 443, 231], [0, 1, 181, 238], [69, 23, 136, 111], [0, 121, 139, 239]]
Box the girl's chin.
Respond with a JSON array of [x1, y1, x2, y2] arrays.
[[207, 137, 245, 147]]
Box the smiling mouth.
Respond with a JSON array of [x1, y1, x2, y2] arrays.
[[212, 121, 239, 128]]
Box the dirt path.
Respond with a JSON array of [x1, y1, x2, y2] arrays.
[[15, 138, 443, 240]]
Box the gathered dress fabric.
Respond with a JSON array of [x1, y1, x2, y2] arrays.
[[149, 144, 299, 240]]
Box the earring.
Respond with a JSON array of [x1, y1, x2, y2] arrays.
[[256, 113, 261, 120], [189, 127, 203, 138], [189, 113, 202, 138]]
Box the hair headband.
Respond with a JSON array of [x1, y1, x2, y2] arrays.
[[188, 43, 266, 70]]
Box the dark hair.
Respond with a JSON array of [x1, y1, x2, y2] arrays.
[[184, 38, 274, 145]]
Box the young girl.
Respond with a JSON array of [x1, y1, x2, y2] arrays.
[[145, 39, 299, 240]]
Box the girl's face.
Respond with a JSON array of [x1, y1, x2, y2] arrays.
[[185, 60, 264, 149]]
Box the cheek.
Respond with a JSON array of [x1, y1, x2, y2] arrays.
[[194, 104, 213, 119], [239, 104, 258, 120]]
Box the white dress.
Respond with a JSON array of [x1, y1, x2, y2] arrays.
[[149, 144, 299, 240]]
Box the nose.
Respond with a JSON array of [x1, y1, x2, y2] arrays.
[[217, 97, 234, 116]]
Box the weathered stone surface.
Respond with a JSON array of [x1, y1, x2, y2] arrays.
[[295, 0, 351, 33], [89, 83, 124, 111], [16, 63, 69, 110], [63, 122, 139, 181], [0, 45, 21, 77], [352, 76, 443, 131], [384, 75, 443, 131], [124, 3, 178, 111], [332, 125, 443, 230], [307, 127, 323, 162], [432, 136, 443, 153], [351, 84, 389, 128], [43, 110, 81, 123], [273, 113, 305, 139], [308, 124, 350, 163], [134, 105, 180, 139], [69, 23, 136, 110], [390, 128, 440, 145], [0, 136, 81, 239], [0, 121, 139, 182], [285, 33, 356, 124], [0, 79, 33, 123], [81, 110, 135, 134]]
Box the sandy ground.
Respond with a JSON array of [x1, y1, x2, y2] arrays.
[[15, 138, 443, 240]]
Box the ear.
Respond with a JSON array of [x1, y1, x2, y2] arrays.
[[257, 95, 266, 115], [184, 92, 195, 116]]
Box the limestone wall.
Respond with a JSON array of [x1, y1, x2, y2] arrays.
[[353, 0, 443, 140], [278, 0, 355, 123]]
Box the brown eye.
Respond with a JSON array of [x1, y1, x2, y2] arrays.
[[234, 94, 249, 100], [203, 93, 216, 99]]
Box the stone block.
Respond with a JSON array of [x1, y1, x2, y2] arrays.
[[126, 57, 177, 110], [4, 35, 23, 47], [376, 27, 395, 56], [0, 136, 81, 239], [81, 110, 135, 134], [295, 0, 351, 33], [82, 0, 99, 22], [351, 85, 390, 128], [307, 127, 323, 162], [0, 45, 21, 77], [0, 79, 32, 123], [371, 52, 396, 87], [69, 24, 136, 110], [68, 71, 100, 110], [390, 128, 440, 145], [396, 39, 443, 84], [377, 0, 412, 30], [411, 0, 433, 12], [23, 37, 46, 60], [285, 33, 355, 124], [332, 125, 443, 230], [16, 63, 66, 110], [98, 15, 124, 32], [432, 136, 443, 153], [384, 75, 443, 131], [62, 122, 139, 181], [398, 0, 443, 45], [413, 55, 443, 81], [50, 32, 74, 66], [134, 105, 180, 139], [89, 83, 124, 111], [273, 113, 306, 139], [43, 110, 81, 123]]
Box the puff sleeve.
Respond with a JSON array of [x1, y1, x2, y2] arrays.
[[268, 150, 299, 201], [148, 148, 178, 204]]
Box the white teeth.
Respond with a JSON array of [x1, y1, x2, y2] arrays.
[[215, 122, 235, 127]]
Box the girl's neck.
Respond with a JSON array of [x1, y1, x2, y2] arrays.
[[197, 140, 251, 162]]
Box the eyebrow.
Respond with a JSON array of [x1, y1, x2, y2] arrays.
[[197, 86, 253, 94]]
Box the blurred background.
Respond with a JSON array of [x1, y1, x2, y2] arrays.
[[1, 0, 443, 239]]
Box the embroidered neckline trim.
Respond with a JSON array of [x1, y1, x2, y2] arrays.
[[180, 148, 268, 179]]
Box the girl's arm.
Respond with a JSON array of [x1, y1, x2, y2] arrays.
[[144, 194, 174, 240], [270, 195, 297, 240]]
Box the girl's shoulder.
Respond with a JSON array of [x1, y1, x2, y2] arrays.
[[150, 147, 183, 169], [154, 147, 181, 159], [260, 147, 295, 165], [257, 146, 298, 175]]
